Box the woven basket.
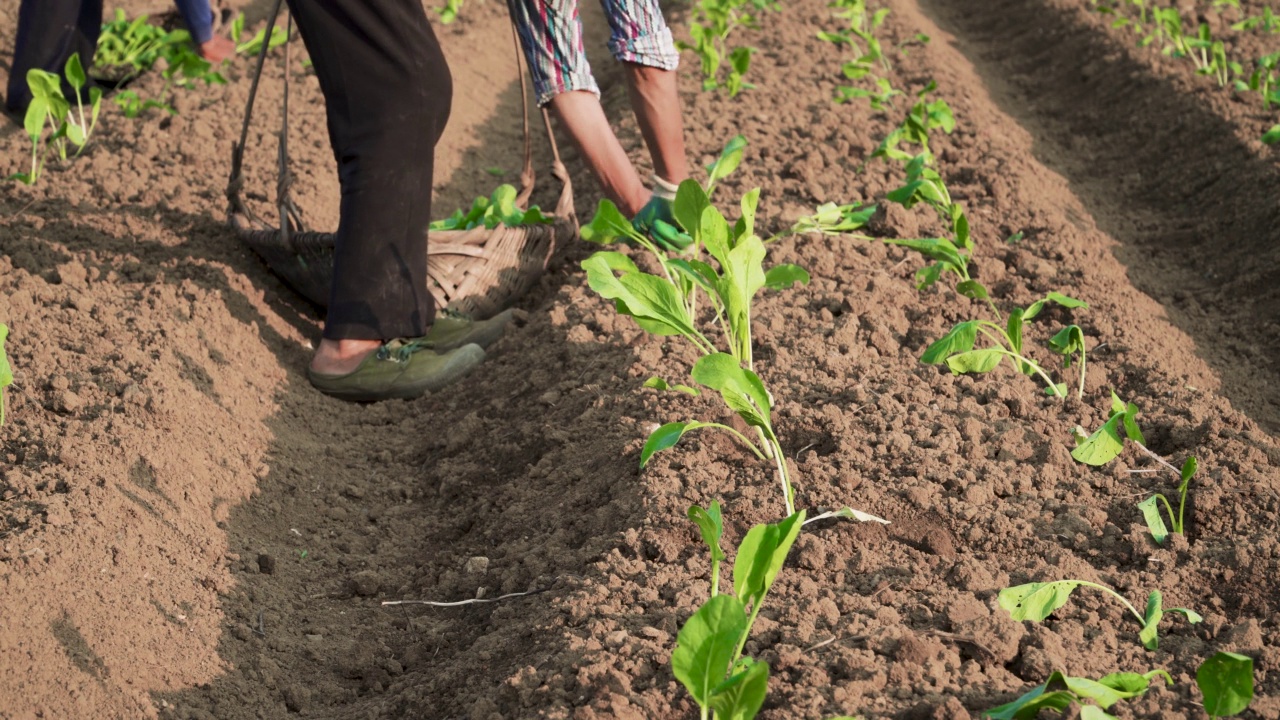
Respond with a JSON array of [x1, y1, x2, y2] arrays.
[[228, 187, 575, 319], [225, 0, 577, 320]]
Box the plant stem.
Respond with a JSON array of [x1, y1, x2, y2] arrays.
[[692, 423, 767, 460], [1075, 580, 1146, 625], [710, 558, 720, 599], [1077, 345, 1087, 400], [1154, 492, 1178, 532], [769, 435, 795, 516], [732, 599, 765, 667]]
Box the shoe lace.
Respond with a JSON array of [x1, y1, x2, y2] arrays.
[[376, 337, 436, 363]]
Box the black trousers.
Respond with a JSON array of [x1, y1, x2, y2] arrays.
[[5, 0, 103, 114], [285, 0, 452, 340]]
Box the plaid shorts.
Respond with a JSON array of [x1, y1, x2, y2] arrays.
[[506, 0, 680, 106]]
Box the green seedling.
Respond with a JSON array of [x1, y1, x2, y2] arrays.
[[429, 184, 553, 231], [437, 0, 465, 23], [778, 201, 876, 240], [1263, 125, 1280, 145], [1233, 7, 1280, 33], [1136, 456, 1197, 544], [1070, 391, 1145, 466], [63, 54, 102, 155], [982, 668, 1172, 720], [1047, 324, 1088, 399], [0, 324, 12, 426], [228, 15, 289, 55], [95, 10, 231, 113], [999, 579, 1202, 650], [25, 69, 72, 161], [1235, 53, 1280, 108], [871, 83, 954, 163], [677, 0, 769, 96], [641, 353, 796, 514], [921, 293, 1088, 398], [835, 77, 902, 111], [1197, 652, 1254, 718], [113, 90, 174, 119], [674, 508, 804, 720], [705, 135, 747, 200]]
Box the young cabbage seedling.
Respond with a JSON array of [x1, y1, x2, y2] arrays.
[[643, 353, 796, 514], [1047, 324, 1088, 399], [1136, 456, 1197, 544], [674, 509, 804, 720], [982, 668, 1172, 720], [921, 293, 1088, 399], [63, 54, 102, 156], [429, 184, 553, 231], [1071, 391, 1145, 466], [1197, 652, 1255, 718], [999, 579, 1201, 650]]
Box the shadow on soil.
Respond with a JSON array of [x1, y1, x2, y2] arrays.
[[922, 0, 1280, 435]]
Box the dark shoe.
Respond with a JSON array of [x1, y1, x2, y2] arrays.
[[427, 308, 516, 352], [308, 340, 485, 402]]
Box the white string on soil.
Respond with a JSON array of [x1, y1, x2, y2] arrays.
[[382, 587, 548, 608]]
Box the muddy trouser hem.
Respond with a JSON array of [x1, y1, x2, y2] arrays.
[[285, 0, 452, 341]]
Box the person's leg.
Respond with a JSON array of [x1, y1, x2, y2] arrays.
[[601, 0, 687, 186], [506, 0, 649, 215], [621, 65, 687, 186], [6, 0, 103, 115], [284, 0, 450, 375]]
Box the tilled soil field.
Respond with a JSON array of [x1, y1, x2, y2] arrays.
[[1, 0, 1278, 718]]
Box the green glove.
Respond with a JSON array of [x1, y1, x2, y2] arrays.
[[631, 194, 693, 252]]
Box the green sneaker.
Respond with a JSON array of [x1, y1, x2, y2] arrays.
[[308, 340, 485, 402], [427, 308, 516, 351]]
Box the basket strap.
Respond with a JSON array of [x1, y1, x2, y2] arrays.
[[505, 4, 576, 223], [226, 0, 285, 231]]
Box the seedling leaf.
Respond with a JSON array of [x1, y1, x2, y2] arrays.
[[763, 264, 811, 290], [641, 422, 694, 468], [956, 280, 989, 300], [709, 659, 769, 720], [1070, 414, 1125, 466], [945, 348, 1004, 374], [672, 594, 748, 706], [922, 321, 979, 364], [1181, 456, 1198, 484], [643, 376, 699, 396], [1263, 124, 1280, 144], [688, 502, 726, 563], [1197, 651, 1254, 717], [582, 199, 642, 244], [733, 510, 805, 608], [998, 581, 1081, 622], [707, 135, 748, 191], [0, 324, 11, 425], [1136, 496, 1170, 545], [1139, 590, 1164, 650]]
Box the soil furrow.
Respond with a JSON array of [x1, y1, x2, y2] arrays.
[[920, 0, 1280, 434]]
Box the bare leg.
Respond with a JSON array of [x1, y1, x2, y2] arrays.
[[622, 63, 688, 185], [549, 90, 651, 216], [311, 338, 382, 375]]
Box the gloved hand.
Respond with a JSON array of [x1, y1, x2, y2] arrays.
[[631, 193, 692, 252]]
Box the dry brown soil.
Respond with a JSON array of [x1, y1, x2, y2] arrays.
[[1, 0, 1279, 718]]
